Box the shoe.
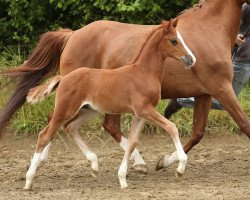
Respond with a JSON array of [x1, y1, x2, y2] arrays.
[[164, 99, 182, 119]]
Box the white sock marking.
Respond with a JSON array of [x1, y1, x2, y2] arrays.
[[119, 136, 145, 166]]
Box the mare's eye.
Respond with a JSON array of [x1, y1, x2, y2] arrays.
[[170, 39, 178, 46]]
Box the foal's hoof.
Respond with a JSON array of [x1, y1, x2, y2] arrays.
[[91, 169, 99, 178], [155, 156, 165, 171], [175, 170, 184, 178], [26, 163, 30, 171], [23, 185, 32, 191], [133, 164, 148, 174]]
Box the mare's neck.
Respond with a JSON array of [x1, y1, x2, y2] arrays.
[[134, 28, 165, 81], [181, 0, 242, 47]]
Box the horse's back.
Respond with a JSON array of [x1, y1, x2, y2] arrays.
[[60, 20, 158, 75]]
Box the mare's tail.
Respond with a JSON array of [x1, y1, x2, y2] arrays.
[[0, 29, 73, 137], [27, 75, 61, 104]]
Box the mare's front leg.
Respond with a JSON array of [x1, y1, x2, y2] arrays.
[[156, 95, 212, 170], [103, 114, 147, 173], [118, 116, 145, 189], [213, 83, 250, 138]]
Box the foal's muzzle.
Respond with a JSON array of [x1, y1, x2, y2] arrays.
[[181, 54, 195, 68]]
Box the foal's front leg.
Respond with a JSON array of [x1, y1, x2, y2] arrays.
[[118, 116, 145, 189], [137, 105, 187, 177], [157, 95, 212, 170], [103, 114, 147, 173]]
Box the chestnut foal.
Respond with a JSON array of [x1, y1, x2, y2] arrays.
[[24, 19, 195, 190]]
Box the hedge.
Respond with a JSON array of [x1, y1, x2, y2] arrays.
[[0, 0, 198, 50]]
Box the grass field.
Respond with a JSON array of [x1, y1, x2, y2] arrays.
[[0, 47, 249, 136]]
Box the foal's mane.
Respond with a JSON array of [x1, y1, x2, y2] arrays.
[[179, 0, 206, 15], [131, 22, 166, 64]]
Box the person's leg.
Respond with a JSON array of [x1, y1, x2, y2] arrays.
[[232, 61, 250, 96]]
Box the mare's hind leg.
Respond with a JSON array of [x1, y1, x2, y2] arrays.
[[63, 108, 100, 177], [135, 105, 187, 177], [157, 95, 212, 170], [103, 114, 147, 173], [118, 116, 145, 189]]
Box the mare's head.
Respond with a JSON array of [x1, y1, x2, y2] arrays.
[[160, 18, 196, 68]]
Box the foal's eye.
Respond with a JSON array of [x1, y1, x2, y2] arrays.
[[170, 39, 178, 46]]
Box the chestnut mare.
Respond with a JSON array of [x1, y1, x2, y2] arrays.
[[0, 0, 250, 173], [23, 20, 194, 190]]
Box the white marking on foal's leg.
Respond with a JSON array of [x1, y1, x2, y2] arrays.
[[177, 31, 196, 66], [86, 151, 98, 177], [72, 134, 98, 177], [163, 151, 178, 168], [172, 137, 187, 176], [40, 142, 51, 164], [118, 154, 129, 189], [119, 136, 146, 166], [24, 153, 42, 190]]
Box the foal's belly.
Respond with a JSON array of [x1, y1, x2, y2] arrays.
[[83, 100, 133, 115]]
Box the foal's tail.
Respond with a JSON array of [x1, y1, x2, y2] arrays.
[[27, 75, 61, 104], [0, 29, 73, 137]]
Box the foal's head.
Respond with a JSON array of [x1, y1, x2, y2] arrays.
[[160, 18, 196, 68]]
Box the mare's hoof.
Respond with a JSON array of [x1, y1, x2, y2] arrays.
[[133, 164, 148, 174], [91, 169, 99, 178], [175, 170, 184, 178], [155, 156, 165, 171]]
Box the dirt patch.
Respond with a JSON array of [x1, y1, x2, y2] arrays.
[[0, 132, 249, 200]]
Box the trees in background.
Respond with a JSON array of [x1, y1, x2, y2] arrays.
[[0, 0, 197, 49]]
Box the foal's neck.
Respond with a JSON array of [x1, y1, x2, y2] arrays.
[[133, 28, 165, 81]]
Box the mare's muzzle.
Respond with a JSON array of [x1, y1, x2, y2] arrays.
[[181, 54, 195, 67]]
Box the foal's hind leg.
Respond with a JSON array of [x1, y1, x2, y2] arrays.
[[103, 114, 147, 173], [64, 108, 100, 177], [135, 105, 187, 177], [24, 119, 63, 190], [26, 141, 52, 171], [118, 116, 145, 189]]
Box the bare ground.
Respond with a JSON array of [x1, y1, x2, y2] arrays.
[[0, 131, 249, 200]]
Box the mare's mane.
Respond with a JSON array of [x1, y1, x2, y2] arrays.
[[131, 21, 167, 64], [179, 0, 206, 15]]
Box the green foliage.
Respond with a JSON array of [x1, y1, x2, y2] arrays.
[[2, 0, 248, 137], [0, 0, 197, 50]]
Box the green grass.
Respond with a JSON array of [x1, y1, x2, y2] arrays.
[[0, 47, 249, 137]]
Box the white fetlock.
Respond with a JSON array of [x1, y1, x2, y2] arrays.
[[119, 178, 128, 189], [24, 153, 41, 190], [86, 152, 99, 177], [118, 161, 128, 189], [176, 153, 188, 175], [164, 151, 179, 168]]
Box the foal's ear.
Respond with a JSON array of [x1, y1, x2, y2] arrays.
[[172, 17, 178, 28], [162, 20, 172, 34], [163, 17, 178, 34]]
